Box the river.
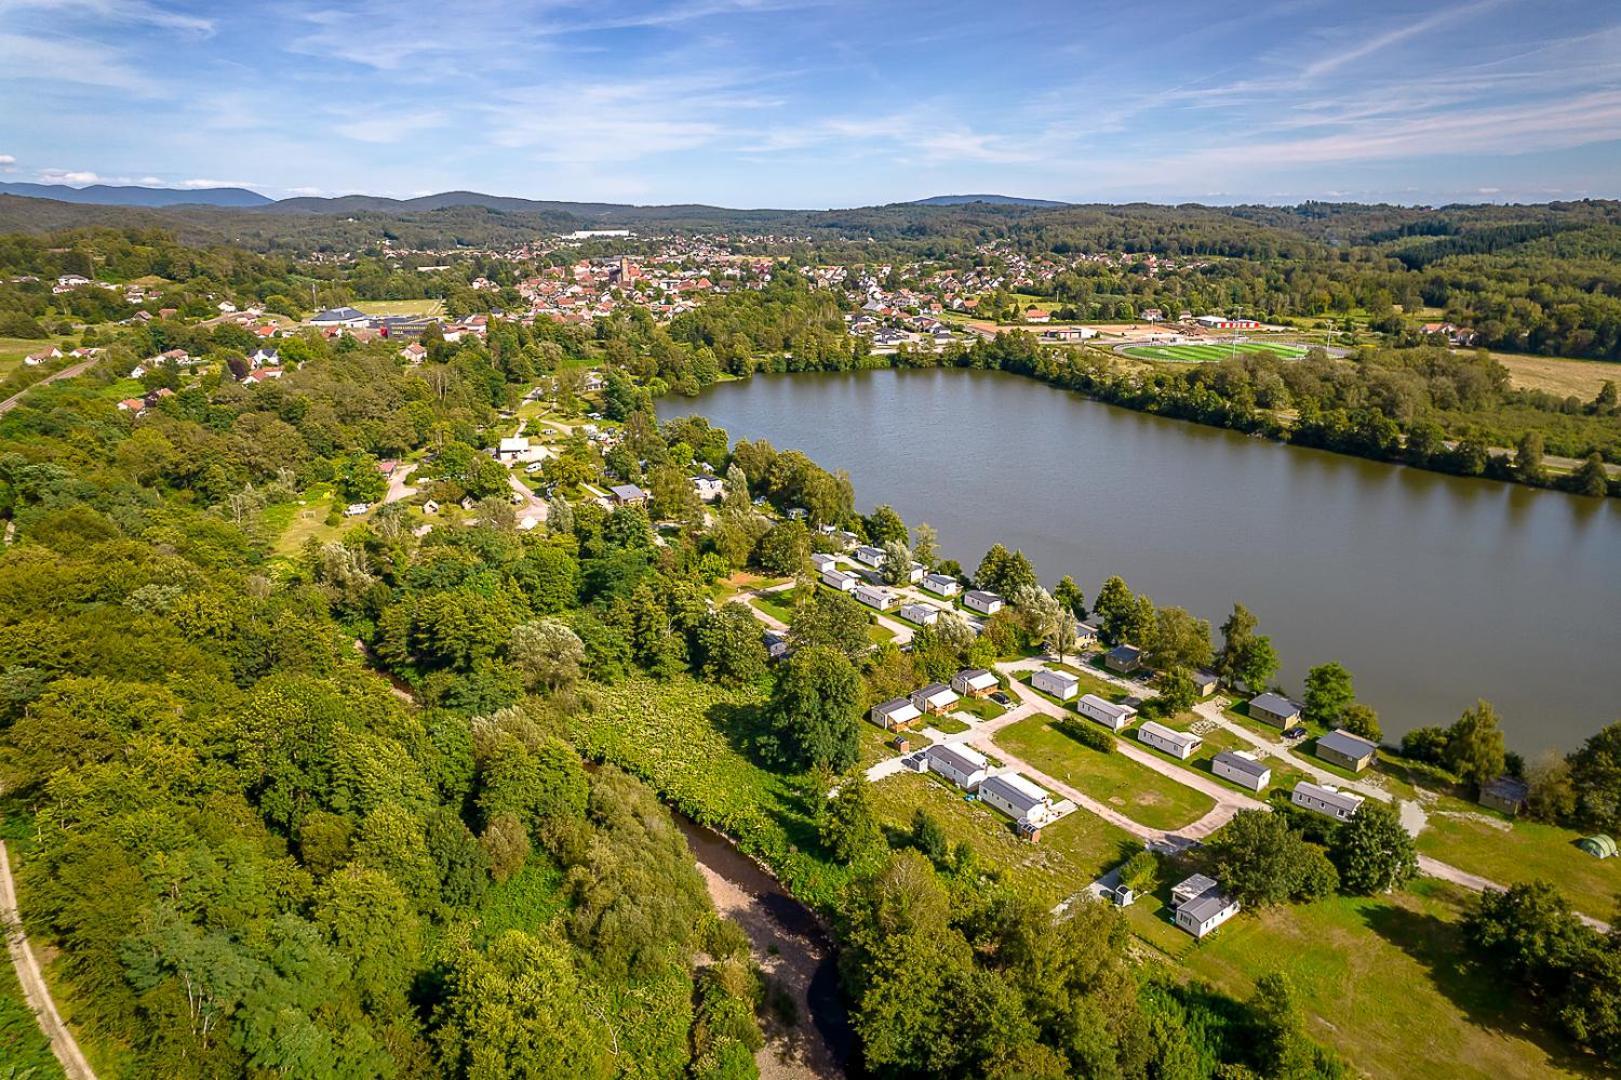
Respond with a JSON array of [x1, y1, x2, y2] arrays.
[[661, 367, 1621, 751]]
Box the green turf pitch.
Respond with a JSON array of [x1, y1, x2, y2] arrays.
[[1122, 340, 1309, 363]]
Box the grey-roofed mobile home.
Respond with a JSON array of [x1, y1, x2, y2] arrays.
[[1212, 749, 1271, 791], [1314, 729, 1378, 772]]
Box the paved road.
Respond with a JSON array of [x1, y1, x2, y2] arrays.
[[0, 840, 96, 1080], [0, 357, 98, 417]]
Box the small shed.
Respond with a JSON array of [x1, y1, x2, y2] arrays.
[[1104, 644, 1143, 674], [1479, 776, 1529, 816], [1315, 729, 1378, 773]]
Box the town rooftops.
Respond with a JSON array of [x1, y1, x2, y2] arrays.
[[1212, 749, 1270, 780], [1316, 729, 1378, 760], [979, 772, 1049, 814]]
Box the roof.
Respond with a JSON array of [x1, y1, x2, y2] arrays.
[[926, 743, 988, 774], [965, 589, 1002, 604], [922, 572, 958, 586], [1482, 776, 1529, 801], [609, 484, 646, 501], [1078, 693, 1134, 720], [1293, 781, 1365, 815], [1180, 891, 1237, 923], [498, 437, 528, 452], [980, 772, 1049, 813], [1172, 873, 1218, 900], [1191, 669, 1220, 687], [1108, 644, 1141, 661], [1249, 692, 1299, 717], [1317, 729, 1378, 759], [874, 697, 920, 717], [1139, 720, 1199, 749], [1213, 749, 1270, 779], [914, 682, 955, 700], [1036, 668, 1079, 686], [956, 668, 995, 684]]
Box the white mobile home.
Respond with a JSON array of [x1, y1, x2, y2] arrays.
[[1171, 875, 1241, 939], [821, 567, 859, 592], [898, 602, 939, 626], [1138, 721, 1201, 760], [921, 573, 961, 598], [1076, 693, 1137, 732], [1212, 750, 1271, 791], [1291, 781, 1365, 821], [979, 772, 1053, 826], [964, 590, 1004, 615], [1031, 668, 1080, 701], [854, 584, 898, 611], [810, 552, 839, 572], [925, 743, 988, 790], [853, 544, 886, 567]]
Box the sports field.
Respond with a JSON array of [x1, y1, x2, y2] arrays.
[[1122, 339, 1308, 363]]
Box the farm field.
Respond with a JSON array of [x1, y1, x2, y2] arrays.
[[1122, 339, 1308, 363], [1491, 352, 1620, 398]]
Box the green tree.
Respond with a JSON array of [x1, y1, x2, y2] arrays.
[[865, 504, 908, 544], [1247, 973, 1320, 1079], [1215, 602, 1258, 686], [1303, 662, 1355, 727], [1330, 802, 1416, 894], [1054, 575, 1086, 618], [1210, 810, 1338, 907], [507, 618, 585, 693], [911, 522, 939, 568], [754, 519, 810, 576], [1147, 606, 1211, 672], [1514, 431, 1548, 485], [698, 602, 769, 687], [1235, 634, 1280, 693], [790, 587, 871, 660], [879, 539, 914, 586], [1567, 721, 1621, 831], [1568, 452, 1611, 497], [1445, 699, 1508, 793], [764, 645, 862, 771], [819, 775, 884, 863], [1339, 702, 1383, 742], [1092, 576, 1135, 647]]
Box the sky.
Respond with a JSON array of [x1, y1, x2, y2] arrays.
[[1, 0, 1619, 207]]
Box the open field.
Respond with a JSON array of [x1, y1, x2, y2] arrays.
[[0, 336, 67, 376], [1122, 339, 1308, 363], [866, 772, 1134, 905], [1416, 813, 1619, 921], [995, 715, 1215, 831], [1129, 878, 1603, 1078], [347, 298, 445, 317], [1492, 352, 1620, 398]]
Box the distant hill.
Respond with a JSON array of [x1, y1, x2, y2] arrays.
[[908, 194, 1069, 208], [0, 182, 272, 208]]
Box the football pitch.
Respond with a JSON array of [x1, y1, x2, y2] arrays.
[[1122, 340, 1309, 363]]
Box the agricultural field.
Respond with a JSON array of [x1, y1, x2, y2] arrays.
[[1121, 339, 1308, 363], [1491, 352, 1620, 398], [1129, 878, 1602, 1079]]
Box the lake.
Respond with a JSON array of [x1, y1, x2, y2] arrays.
[[661, 367, 1621, 752]]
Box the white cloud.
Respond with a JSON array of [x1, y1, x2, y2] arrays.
[[179, 178, 256, 189], [0, 32, 160, 95], [0, 0, 213, 35], [37, 169, 100, 185]]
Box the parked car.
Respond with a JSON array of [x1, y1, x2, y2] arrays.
[[989, 691, 1012, 707]]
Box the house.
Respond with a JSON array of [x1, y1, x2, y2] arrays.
[[1247, 692, 1303, 731], [762, 630, 791, 662], [1077, 694, 1137, 732], [925, 743, 988, 791], [1104, 644, 1143, 674], [116, 397, 146, 414], [822, 567, 860, 592], [921, 573, 961, 598], [691, 475, 724, 502], [1023, 307, 1052, 324], [870, 697, 923, 730], [853, 544, 887, 568], [1171, 875, 1240, 939], [898, 602, 939, 626], [497, 437, 544, 464], [1138, 721, 1201, 760], [1032, 668, 1080, 701], [241, 367, 283, 384], [1194, 315, 1260, 330], [344, 503, 370, 517], [964, 590, 1004, 615], [1314, 729, 1378, 773], [854, 584, 898, 611], [1190, 670, 1220, 697], [609, 484, 647, 507], [979, 772, 1053, 826], [951, 669, 999, 697], [810, 552, 839, 572], [910, 683, 960, 715], [903, 561, 927, 584], [400, 341, 428, 363], [1213, 750, 1271, 792], [248, 346, 280, 368], [1291, 781, 1364, 821], [1479, 776, 1529, 816], [23, 347, 61, 366]]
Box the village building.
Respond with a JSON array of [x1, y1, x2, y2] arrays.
[[910, 683, 960, 715], [853, 544, 887, 567], [925, 743, 988, 791], [1138, 721, 1201, 760], [821, 567, 860, 592], [898, 602, 939, 626], [1314, 729, 1378, 773], [1032, 668, 1080, 701], [1291, 781, 1365, 821], [1212, 750, 1271, 791], [1479, 776, 1530, 817], [1247, 692, 1303, 731], [691, 475, 724, 501], [1171, 874, 1241, 939], [854, 584, 898, 611], [1104, 644, 1143, 674], [951, 669, 999, 697], [964, 589, 1004, 615], [1077, 694, 1137, 731], [608, 484, 647, 507]]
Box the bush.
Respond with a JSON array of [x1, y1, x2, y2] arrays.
[[1056, 717, 1115, 754]]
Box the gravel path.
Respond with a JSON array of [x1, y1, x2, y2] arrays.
[[0, 840, 96, 1080]]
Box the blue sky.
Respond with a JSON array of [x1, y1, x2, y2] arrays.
[[1, 0, 1618, 207]]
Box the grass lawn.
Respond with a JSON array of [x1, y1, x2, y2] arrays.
[[994, 716, 1215, 832], [867, 772, 1136, 905], [1416, 814, 1620, 921], [1492, 352, 1621, 398], [1148, 715, 1315, 796], [348, 298, 445, 317], [930, 716, 970, 735], [748, 588, 798, 625], [953, 696, 1006, 722], [1122, 340, 1307, 363], [1130, 878, 1603, 1078], [1025, 665, 1129, 705], [265, 483, 351, 556]]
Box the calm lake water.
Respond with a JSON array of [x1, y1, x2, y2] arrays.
[[661, 368, 1621, 751]]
